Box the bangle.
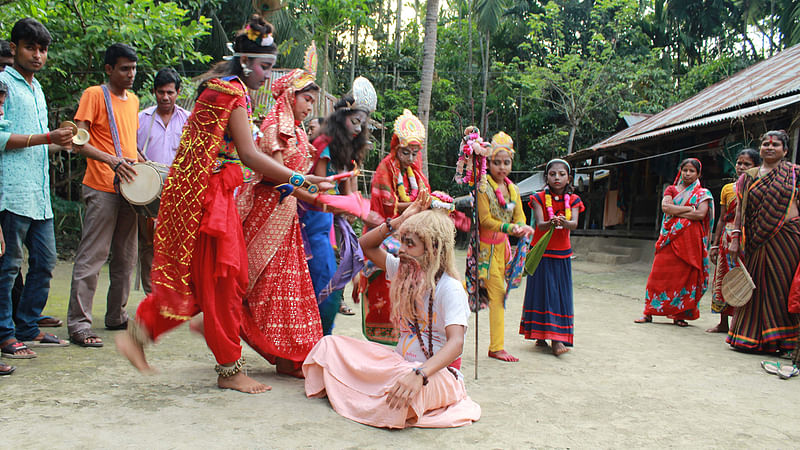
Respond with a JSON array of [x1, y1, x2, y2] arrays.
[[26, 134, 33, 147], [730, 229, 741, 235], [412, 367, 428, 386], [289, 171, 305, 187], [501, 223, 511, 234], [710, 245, 719, 250], [385, 218, 395, 234], [46, 132, 52, 145]]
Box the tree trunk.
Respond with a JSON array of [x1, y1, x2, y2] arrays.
[[480, 29, 490, 133], [417, 0, 440, 178], [350, 22, 359, 84], [393, 0, 402, 89], [567, 122, 578, 155], [321, 34, 330, 116]]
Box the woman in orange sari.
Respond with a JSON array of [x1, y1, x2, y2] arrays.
[[635, 158, 713, 327], [706, 149, 760, 333]]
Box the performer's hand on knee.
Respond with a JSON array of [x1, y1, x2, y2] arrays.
[[386, 372, 423, 409]]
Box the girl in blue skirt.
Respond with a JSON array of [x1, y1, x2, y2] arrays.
[[520, 159, 584, 356]]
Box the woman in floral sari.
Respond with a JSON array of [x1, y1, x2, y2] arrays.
[[727, 130, 800, 354], [635, 158, 713, 327], [237, 69, 324, 377]]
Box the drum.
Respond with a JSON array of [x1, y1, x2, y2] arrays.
[[119, 162, 170, 218]]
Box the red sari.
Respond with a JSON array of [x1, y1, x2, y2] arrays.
[[237, 70, 323, 366], [643, 181, 713, 320], [134, 77, 250, 365]]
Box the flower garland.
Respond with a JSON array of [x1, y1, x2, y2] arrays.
[[454, 127, 491, 186], [487, 175, 516, 211], [397, 166, 418, 202], [544, 188, 572, 221]]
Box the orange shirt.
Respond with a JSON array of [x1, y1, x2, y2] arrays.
[[74, 85, 139, 193]]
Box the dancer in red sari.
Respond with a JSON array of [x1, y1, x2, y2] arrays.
[[116, 17, 328, 393], [360, 109, 430, 343], [635, 158, 713, 327], [706, 149, 760, 333], [237, 68, 325, 377]]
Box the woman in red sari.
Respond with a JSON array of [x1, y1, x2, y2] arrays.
[[237, 69, 325, 377], [635, 158, 713, 327]]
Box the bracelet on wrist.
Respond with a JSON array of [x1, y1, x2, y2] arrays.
[[412, 367, 429, 386], [46, 132, 52, 145], [385, 217, 395, 234], [26, 134, 34, 147], [288, 171, 305, 187]]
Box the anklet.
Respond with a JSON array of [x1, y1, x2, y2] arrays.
[[215, 357, 245, 378]]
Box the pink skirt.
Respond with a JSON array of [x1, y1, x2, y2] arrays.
[[303, 335, 481, 429]]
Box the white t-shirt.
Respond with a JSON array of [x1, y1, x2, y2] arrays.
[[385, 254, 470, 363]]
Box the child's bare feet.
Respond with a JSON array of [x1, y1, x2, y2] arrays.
[[115, 332, 156, 374], [552, 341, 570, 356], [488, 349, 519, 362], [218, 372, 271, 394]]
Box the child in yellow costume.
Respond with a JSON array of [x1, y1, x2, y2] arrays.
[[477, 132, 534, 362]]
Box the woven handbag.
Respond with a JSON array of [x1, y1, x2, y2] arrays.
[[722, 256, 755, 307]]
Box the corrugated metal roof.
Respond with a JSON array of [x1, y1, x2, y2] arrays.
[[583, 43, 800, 152]]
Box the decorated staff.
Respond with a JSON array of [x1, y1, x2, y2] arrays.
[[454, 126, 490, 378]]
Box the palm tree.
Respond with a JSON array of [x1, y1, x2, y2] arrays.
[[417, 0, 440, 176]]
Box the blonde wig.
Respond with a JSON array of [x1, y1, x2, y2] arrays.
[[389, 210, 459, 329]]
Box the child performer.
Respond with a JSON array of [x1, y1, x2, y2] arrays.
[[707, 148, 760, 333], [520, 158, 584, 356], [477, 132, 534, 362], [303, 192, 481, 429]]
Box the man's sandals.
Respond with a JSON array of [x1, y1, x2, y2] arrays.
[[0, 362, 15, 375], [1, 341, 36, 359], [24, 333, 69, 347], [70, 329, 103, 347]]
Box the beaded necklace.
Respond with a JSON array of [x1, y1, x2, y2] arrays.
[[411, 274, 458, 379], [544, 187, 572, 220], [397, 166, 419, 202], [487, 175, 515, 211]]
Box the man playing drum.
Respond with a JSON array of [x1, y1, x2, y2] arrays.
[[135, 68, 190, 294], [68, 43, 140, 347]]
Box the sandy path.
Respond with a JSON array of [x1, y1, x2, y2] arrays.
[[1, 253, 798, 448]]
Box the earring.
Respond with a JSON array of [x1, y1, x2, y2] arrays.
[[241, 63, 253, 77]]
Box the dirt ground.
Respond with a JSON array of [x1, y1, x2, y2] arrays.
[[1, 251, 799, 449]]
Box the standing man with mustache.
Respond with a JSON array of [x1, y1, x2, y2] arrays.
[[68, 43, 140, 347], [135, 68, 189, 294]]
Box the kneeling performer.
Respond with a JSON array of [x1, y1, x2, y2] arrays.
[[303, 192, 481, 428]]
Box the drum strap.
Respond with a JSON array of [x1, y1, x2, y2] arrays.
[[101, 84, 124, 159]]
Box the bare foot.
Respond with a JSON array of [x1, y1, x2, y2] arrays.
[[552, 341, 570, 356], [634, 315, 652, 324], [488, 350, 519, 362], [189, 316, 204, 336], [114, 332, 156, 374], [276, 358, 305, 378], [535, 340, 549, 347], [705, 323, 729, 333], [218, 372, 271, 394]]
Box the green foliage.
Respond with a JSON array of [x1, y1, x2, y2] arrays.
[[0, 0, 212, 122]]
